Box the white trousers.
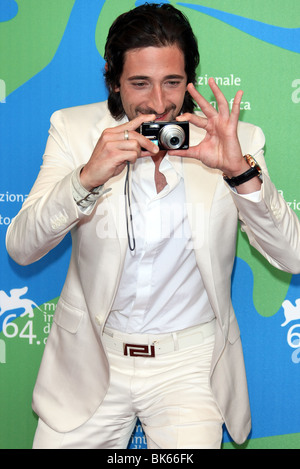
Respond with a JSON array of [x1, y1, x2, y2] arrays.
[[33, 322, 224, 449]]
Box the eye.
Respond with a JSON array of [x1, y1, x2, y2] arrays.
[[165, 80, 182, 88], [131, 81, 149, 88]]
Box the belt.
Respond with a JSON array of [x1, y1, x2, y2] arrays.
[[102, 319, 215, 358]]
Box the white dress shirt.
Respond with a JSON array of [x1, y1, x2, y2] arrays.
[[72, 155, 262, 334], [106, 155, 215, 334]]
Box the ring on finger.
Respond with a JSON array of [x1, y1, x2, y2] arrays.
[[124, 130, 129, 140]]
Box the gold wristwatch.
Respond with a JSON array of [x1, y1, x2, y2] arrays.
[[223, 154, 262, 187]]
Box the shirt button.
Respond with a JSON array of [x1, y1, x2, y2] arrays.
[[95, 316, 102, 326]]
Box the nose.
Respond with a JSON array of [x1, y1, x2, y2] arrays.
[[149, 85, 166, 115]]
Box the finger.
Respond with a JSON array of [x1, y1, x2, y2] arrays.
[[135, 133, 160, 154], [123, 113, 156, 132], [117, 135, 158, 155], [176, 112, 208, 129], [104, 113, 156, 137], [208, 78, 230, 117], [168, 146, 199, 159], [102, 124, 159, 154], [124, 130, 159, 154], [187, 82, 218, 118], [113, 114, 159, 153], [230, 89, 244, 126]]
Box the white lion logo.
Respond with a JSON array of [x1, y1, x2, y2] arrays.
[[0, 287, 41, 319], [281, 299, 300, 327]]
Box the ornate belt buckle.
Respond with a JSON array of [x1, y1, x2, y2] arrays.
[[123, 343, 155, 357]]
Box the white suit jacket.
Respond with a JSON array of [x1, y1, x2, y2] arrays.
[[6, 101, 300, 444]]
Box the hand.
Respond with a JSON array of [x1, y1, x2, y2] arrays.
[[171, 78, 249, 178], [80, 114, 159, 191]]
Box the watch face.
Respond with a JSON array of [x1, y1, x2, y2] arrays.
[[244, 154, 261, 170]]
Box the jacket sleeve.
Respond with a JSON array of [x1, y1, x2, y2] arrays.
[[6, 110, 86, 266], [232, 126, 300, 274]]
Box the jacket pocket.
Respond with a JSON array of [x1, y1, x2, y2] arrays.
[[53, 298, 84, 334]]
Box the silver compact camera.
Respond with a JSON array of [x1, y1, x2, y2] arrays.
[[139, 121, 189, 150]]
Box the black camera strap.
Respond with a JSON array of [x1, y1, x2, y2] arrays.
[[124, 161, 136, 252]]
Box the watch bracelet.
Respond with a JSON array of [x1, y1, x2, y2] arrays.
[[223, 154, 262, 187]]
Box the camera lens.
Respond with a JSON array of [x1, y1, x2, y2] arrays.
[[170, 136, 180, 146], [159, 125, 185, 150]]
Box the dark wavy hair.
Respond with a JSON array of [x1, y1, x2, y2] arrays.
[[104, 3, 200, 120]]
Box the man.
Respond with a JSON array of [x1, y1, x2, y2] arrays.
[[6, 4, 300, 449]]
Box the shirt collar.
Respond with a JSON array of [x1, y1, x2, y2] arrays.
[[135, 153, 183, 177], [163, 154, 183, 178]]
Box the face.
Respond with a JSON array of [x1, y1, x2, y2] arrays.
[[115, 45, 188, 122]]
